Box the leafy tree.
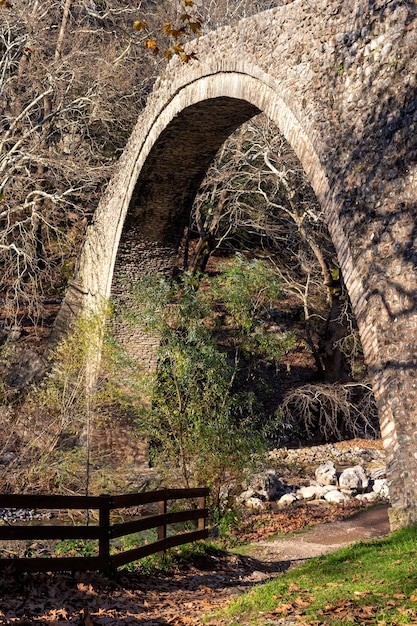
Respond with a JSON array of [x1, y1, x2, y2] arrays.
[[209, 255, 292, 363], [123, 259, 293, 511]]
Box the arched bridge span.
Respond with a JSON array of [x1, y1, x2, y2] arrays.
[[54, 0, 417, 528]]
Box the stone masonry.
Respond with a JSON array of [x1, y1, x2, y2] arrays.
[[53, 0, 417, 529]]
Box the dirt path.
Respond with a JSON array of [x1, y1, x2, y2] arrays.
[[246, 504, 390, 566], [131, 504, 391, 625], [0, 505, 390, 625]]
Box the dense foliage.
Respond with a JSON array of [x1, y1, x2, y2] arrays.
[[123, 257, 295, 510]]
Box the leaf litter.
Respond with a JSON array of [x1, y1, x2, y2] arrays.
[[0, 502, 387, 625]]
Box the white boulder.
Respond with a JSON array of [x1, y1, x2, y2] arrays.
[[245, 496, 266, 510], [356, 492, 379, 502], [297, 485, 329, 500], [372, 478, 389, 498], [296, 485, 317, 500], [245, 469, 286, 501], [339, 465, 369, 492], [278, 493, 298, 506], [324, 489, 350, 504], [315, 461, 338, 486]]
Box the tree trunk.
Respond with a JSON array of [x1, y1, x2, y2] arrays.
[[319, 289, 352, 384]]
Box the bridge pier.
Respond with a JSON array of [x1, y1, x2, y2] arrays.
[[377, 366, 417, 530]]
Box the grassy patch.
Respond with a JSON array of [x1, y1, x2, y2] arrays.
[[119, 539, 224, 574], [215, 525, 417, 625]]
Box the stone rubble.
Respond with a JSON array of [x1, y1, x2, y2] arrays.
[[239, 442, 388, 510], [0, 508, 51, 523], [0, 443, 387, 521], [315, 460, 338, 486]]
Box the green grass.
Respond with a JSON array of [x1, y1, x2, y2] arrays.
[[214, 525, 417, 625], [118, 539, 224, 574], [55, 539, 99, 557]]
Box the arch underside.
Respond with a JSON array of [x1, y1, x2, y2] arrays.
[[124, 97, 260, 246], [111, 72, 332, 300]]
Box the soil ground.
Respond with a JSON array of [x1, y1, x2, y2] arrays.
[[244, 503, 390, 565], [0, 504, 390, 625]]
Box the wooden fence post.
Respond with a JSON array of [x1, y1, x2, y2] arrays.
[[198, 495, 206, 532], [99, 496, 111, 571], [158, 494, 167, 555]]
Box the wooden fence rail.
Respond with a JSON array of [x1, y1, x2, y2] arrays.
[[0, 488, 209, 573]]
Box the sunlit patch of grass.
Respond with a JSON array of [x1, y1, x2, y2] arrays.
[[210, 525, 417, 625]]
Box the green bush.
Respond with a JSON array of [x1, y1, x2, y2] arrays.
[[124, 257, 294, 515], [13, 308, 147, 494]]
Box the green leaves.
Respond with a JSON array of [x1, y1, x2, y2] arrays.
[[209, 255, 295, 362], [122, 256, 294, 513]]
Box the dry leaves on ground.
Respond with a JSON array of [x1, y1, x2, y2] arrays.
[[230, 500, 366, 543], [0, 502, 371, 625]]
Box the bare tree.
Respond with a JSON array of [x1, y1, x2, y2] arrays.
[[280, 382, 379, 443], [0, 0, 158, 335], [196, 0, 287, 30], [186, 115, 362, 384]]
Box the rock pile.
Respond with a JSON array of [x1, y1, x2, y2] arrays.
[[0, 508, 51, 523], [239, 441, 388, 510]]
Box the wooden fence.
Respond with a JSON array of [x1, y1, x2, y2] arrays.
[[0, 488, 209, 573]]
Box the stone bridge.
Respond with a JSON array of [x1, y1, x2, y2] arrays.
[[54, 0, 417, 528]]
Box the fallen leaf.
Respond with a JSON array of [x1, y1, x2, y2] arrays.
[[271, 602, 295, 615], [357, 605, 378, 618], [133, 20, 147, 31]]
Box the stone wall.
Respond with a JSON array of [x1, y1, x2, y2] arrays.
[[54, 0, 417, 528]]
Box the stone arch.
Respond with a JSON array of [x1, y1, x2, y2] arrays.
[[111, 70, 334, 296], [54, 0, 417, 527]]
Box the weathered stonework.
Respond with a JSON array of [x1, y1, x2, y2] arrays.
[[54, 0, 417, 528]]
